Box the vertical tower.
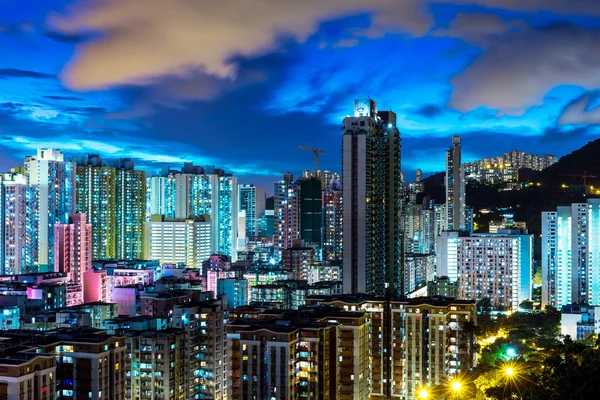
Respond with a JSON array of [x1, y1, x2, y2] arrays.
[[342, 99, 402, 295], [0, 173, 36, 274], [274, 174, 301, 261], [445, 136, 465, 231], [75, 154, 118, 259], [25, 149, 76, 271], [300, 176, 323, 247], [238, 184, 265, 237], [54, 213, 92, 284], [322, 185, 343, 263], [115, 159, 146, 260]]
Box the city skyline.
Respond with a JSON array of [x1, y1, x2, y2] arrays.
[[2, 1, 600, 188]]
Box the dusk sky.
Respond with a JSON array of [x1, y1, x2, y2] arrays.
[[2, 0, 600, 189]]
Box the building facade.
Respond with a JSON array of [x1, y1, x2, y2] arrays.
[[54, 213, 92, 306], [542, 199, 600, 309], [445, 136, 465, 231], [274, 174, 301, 261], [144, 215, 211, 268], [322, 187, 343, 263], [25, 149, 76, 271], [342, 99, 402, 296], [437, 230, 533, 311], [305, 295, 477, 400], [238, 184, 265, 237]]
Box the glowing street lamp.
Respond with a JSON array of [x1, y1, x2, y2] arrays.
[[451, 380, 462, 392], [419, 389, 429, 399], [505, 367, 515, 377], [506, 347, 516, 359]]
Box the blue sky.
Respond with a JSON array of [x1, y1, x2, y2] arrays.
[[2, 0, 600, 189]]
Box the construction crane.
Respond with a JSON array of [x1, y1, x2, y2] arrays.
[[299, 146, 326, 176], [559, 171, 597, 187]]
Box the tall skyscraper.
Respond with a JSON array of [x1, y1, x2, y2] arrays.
[[115, 159, 147, 260], [274, 173, 300, 260], [75, 155, 147, 260], [445, 135, 465, 231], [75, 154, 117, 259], [300, 176, 322, 247], [25, 149, 76, 271], [322, 185, 343, 263], [542, 199, 600, 309], [0, 172, 36, 274], [238, 184, 266, 237], [147, 173, 176, 219], [342, 99, 402, 296]]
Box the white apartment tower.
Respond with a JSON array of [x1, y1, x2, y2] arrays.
[[542, 199, 600, 309], [25, 149, 76, 271], [437, 230, 533, 311]]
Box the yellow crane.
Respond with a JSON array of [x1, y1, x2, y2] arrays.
[[298, 146, 326, 176]]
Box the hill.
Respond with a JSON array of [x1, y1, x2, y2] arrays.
[[535, 138, 600, 186]]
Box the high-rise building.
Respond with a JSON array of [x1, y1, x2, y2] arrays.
[[227, 309, 370, 400], [437, 230, 533, 311], [274, 173, 301, 260], [146, 165, 239, 260], [147, 173, 176, 219], [305, 295, 477, 400], [54, 213, 92, 306], [25, 149, 76, 271], [282, 243, 315, 280], [238, 184, 265, 237], [322, 187, 343, 263], [542, 199, 600, 309], [171, 299, 228, 400], [300, 177, 322, 247], [342, 99, 402, 295], [0, 172, 36, 275], [403, 203, 435, 254], [74, 154, 118, 259], [39, 331, 126, 400], [124, 329, 188, 400], [115, 159, 147, 260], [445, 136, 465, 231], [143, 215, 211, 268]]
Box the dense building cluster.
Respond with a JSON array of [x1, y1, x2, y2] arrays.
[[0, 99, 573, 399], [464, 150, 557, 185]]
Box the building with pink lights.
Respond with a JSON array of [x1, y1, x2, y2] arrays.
[[83, 269, 109, 303], [54, 213, 92, 306]]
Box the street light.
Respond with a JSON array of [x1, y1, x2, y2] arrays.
[[451, 380, 462, 392], [505, 367, 515, 377], [419, 389, 429, 399]]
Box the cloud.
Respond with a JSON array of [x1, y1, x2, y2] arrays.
[[414, 104, 444, 118], [0, 68, 54, 79], [541, 124, 598, 143], [558, 92, 600, 125], [43, 95, 85, 101], [448, 24, 600, 115], [51, 0, 431, 91], [434, 13, 525, 41]]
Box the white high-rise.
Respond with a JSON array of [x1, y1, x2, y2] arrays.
[[445, 136, 465, 231], [25, 149, 76, 271], [144, 215, 211, 268], [146, 166, 238, 260], [238, 184, 265, 237], [542, 199, 600, 309], [0, 173, 34, 275], [437, 230, 532, 311]]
